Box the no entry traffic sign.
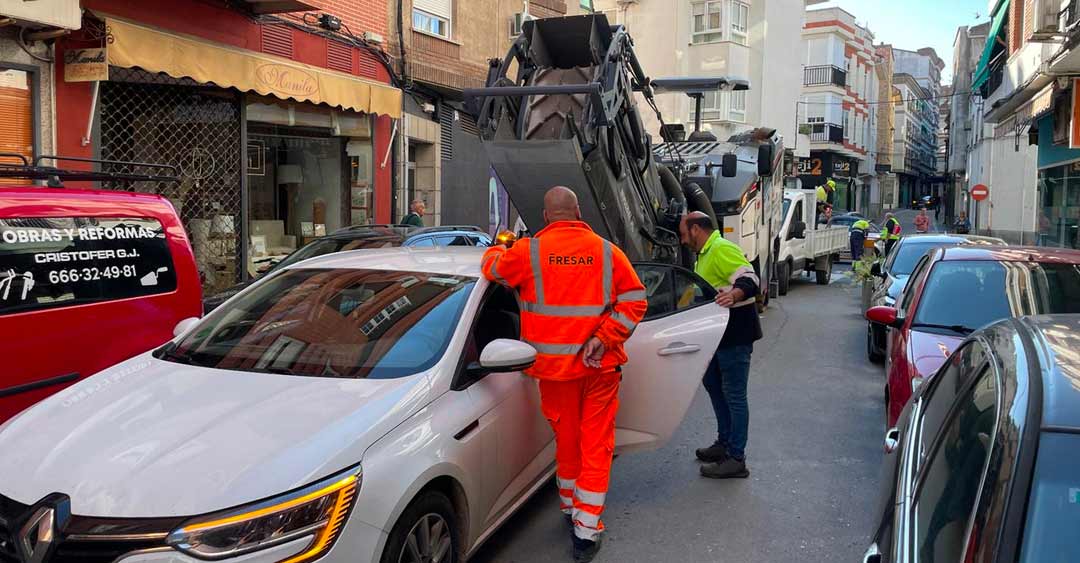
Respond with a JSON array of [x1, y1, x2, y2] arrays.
[[971, 184, 989, 201]]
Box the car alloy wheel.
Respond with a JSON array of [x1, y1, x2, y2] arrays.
[[399, 513, 452, 563]]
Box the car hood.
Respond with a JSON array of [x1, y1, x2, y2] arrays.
[[909, 331, 965, 379], [0, 354, 431, 517]]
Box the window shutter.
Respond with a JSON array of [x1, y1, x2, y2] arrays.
[[414, 0, 452, 19], [0, 70, 33, 185]]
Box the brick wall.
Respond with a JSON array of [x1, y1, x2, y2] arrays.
[[1023, 0, 1035, 43], [1009, 0, 1024, 54], [282, 0, 388, 38]]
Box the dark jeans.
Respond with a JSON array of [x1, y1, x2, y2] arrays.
[[850, 230, 866, 261], [702, 344, 752, 460], [885, 238, 898, 257]]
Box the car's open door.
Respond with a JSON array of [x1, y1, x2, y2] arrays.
[[615, 263, 728, 454]]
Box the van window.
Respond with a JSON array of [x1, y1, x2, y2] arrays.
[[0, 217, 177, 315]]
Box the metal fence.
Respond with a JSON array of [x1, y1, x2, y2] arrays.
[[99, 68, 243, 293]]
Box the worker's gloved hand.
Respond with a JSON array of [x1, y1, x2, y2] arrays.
[[495, 230, 518, 248], [715, 288, 745, 308], [583, 337, 605, 369]]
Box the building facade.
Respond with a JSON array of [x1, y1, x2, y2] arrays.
[[50, 0, 401, 293], [586, 0, 813, 148], [874, 45, 896, 215], [799, 6, 879, 213], [387, 0, 567, 233], [948, 22, 989, 224]]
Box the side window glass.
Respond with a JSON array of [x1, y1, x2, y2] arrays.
[[912, 366, 997, 563], [633, 264, 717, 320], [410, 237, 435, 247], [900, 257, 930, 313], [457, 286, 520, 387], [793, 201, 803, 224], [473, 236, 492, 247]]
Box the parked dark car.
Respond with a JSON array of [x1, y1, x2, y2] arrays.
[[864, 314, 1080, 563], [202, 225, 492, 312], [866, 234, 1005, 362], [911, 194, 939, 209]]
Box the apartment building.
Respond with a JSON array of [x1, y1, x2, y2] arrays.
[[588, 0, 817, 148], [798, 6, 879, 213], [948, 22, 990, 222], [934, 84, 953, 213], [874, 45, 897, 215], [387, 0, 568, 231], [891, 73, 936, 207]]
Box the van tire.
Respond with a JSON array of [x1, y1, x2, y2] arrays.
[[816, 257, 832, 285], [778, 261, 790, 296]]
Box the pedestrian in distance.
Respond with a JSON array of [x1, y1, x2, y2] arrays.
[[954, 211, 971, 234], [850, 218, 871, 261], [914, 208, 930, 233], [482, 186, 647, 563], [817, 203, 833, 226], [402, 199, 425, 227], [882, 212, 902, 257], [679, 211, 762, 479]]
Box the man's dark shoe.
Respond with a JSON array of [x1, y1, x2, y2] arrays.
[[700, 457, 749, 479], [695, 441, 728, 463], [564, 513, 574, 529], [572, 535, 602, 563]]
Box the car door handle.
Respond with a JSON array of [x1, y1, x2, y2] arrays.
[[658, 343, 701, 356], [454, 419, 480, 441]]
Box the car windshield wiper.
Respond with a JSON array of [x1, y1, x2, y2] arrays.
[[910, 323, 975, 335], [156, 345, 193, 365]]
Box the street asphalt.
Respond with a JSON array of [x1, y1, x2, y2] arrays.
[[472, 264, 886, 563]]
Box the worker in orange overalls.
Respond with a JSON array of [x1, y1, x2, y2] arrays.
[[482, 186, 647, 563]]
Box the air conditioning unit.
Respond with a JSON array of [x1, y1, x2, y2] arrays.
[[510, 12, 533, 38], [1030, 0, 1067, 41]]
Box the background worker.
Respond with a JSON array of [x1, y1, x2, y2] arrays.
[[482, 186, 647, 563], [914, 208, 930, 233], [882, 212, 902, 256], [402, 199, 426, 227], [680, 211, 762, 479], [850, 217, 871, 261]]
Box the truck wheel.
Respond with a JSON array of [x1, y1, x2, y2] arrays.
[[816, 257, 832, 285], [778, 261, 790, 296]]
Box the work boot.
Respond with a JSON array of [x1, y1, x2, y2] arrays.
[[700, 457, 749, 479], [572, 535, 602, 563], [695, 441, 728, 463], [564, 513, 574, 530]]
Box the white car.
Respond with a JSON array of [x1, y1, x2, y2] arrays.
[[0, 247, 727, 563]]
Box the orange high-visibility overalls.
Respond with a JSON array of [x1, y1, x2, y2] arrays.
[[482, 220, 647, 541]]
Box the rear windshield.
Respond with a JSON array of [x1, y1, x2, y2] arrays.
[[0, 217, 177, 316], [272, 235, 404, 271], [160, 268, 475, 379], [1020, 433, 1080, 562], [912, 261, 1080, 334]]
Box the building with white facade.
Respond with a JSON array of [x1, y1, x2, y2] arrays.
[[798, 6, 879, 213], [588, 0, 823, 147], [948, 22, 989, 223]]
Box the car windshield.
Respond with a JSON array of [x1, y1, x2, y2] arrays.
[[160, 268, 475, 379], [1020, 433, 1080, 562], [912, 261, 1080, 334], [888, 241, 954, 276], [272, 235, 404, 271]]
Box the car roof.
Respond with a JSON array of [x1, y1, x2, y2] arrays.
[[939, 245, 1080, 263], [901, 233, 1004, 245], [280, 246, 486, 277], [1018, 315, 1080, 430]]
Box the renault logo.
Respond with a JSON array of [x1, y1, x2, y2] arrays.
[[17, 507, 56, 563], [15, 494, 70, 563]]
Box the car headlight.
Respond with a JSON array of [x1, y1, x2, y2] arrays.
[[167, 468, 360, 561]]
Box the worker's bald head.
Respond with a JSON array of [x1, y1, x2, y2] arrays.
[[543, 186, 581, 224], [680, 211, 715, 252]]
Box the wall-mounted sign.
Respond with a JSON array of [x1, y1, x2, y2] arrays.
[[255, 64, 319, 97], [64, 48, 109, 83], [833, 160, 852, 174]]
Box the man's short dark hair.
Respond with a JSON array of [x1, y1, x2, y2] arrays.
[[686, 214, 715, 233]]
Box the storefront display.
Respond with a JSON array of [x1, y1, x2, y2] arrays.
[[1037, 163, 1080, 248]]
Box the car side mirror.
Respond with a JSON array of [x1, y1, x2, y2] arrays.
[[479, 339, 537, 373], [173, 317, 201, 338], [757, 143, 774, 176], [884, 427, 900, 454], [866, 306, 904, 329], [721, 153, 738, 177]]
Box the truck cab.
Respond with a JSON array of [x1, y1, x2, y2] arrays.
[[776, 189, 848, 293]]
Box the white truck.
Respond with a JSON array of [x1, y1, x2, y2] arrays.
[[775, 188, 848, 294]]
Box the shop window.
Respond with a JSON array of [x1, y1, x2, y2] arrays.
[[0, 67, 35, 185]]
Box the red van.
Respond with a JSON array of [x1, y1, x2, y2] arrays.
[[0, 185, 202, 422]]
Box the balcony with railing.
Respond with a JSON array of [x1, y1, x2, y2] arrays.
[[1061, 0, 1080, 32], [803, 65, 846, 88], [802, 122, 844, 143]]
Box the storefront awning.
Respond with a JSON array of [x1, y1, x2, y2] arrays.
[[103, 16, 401, 119], [972, 0, 1009, 91]]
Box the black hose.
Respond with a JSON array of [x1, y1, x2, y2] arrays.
[[658, 165, 685, 209], [683, 182, 718, 229]]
